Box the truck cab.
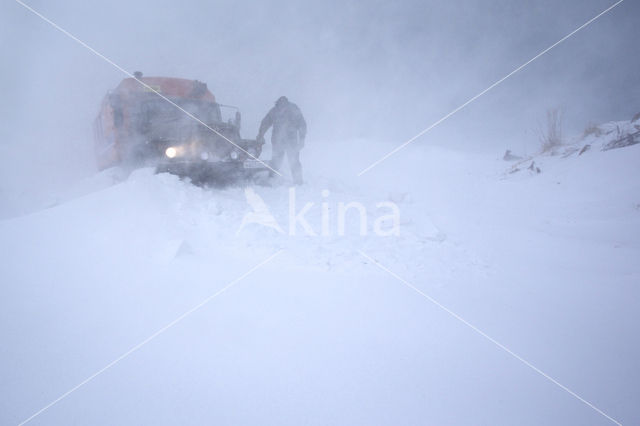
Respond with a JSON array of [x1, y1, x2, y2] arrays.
[[94, 74, 264, 183]]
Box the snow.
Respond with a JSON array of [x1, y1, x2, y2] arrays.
[[1, 130, 639, 425]]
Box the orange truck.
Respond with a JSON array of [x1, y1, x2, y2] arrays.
[[93, 72, 265, 183]]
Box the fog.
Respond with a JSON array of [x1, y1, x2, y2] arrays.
[[1, 0, 638, 214], [2, 2, 640, 424]]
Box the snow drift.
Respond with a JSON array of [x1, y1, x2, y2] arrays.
[[1, 126, 639, 424]]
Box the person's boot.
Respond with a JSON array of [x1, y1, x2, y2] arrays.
[[292, 168, 303, 185]]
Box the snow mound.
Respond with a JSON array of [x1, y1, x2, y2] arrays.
[[2, 137, 639, 425], [504, 115, 640, 178]]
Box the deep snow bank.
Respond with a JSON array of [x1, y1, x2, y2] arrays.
[[1, 134, 639, 425]]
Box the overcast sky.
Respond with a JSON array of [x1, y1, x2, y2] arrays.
[[0, 0, 638, 198]]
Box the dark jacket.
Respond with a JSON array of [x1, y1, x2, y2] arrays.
[[258, 101, 306, 145]]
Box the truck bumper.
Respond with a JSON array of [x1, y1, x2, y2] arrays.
[[156, 160, 268, 184]]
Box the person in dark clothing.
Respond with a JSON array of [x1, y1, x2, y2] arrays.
[[257, 96, 307, 185]]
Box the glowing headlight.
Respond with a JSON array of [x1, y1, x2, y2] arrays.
[[229, 151, 239, 160], [200, 152, 209, 160], [165, 147, 177, 158]]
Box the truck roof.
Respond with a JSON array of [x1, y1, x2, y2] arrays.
[[115, 76, 216, 102]]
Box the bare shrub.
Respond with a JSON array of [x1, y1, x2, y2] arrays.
[[539, 108, 563, 153]]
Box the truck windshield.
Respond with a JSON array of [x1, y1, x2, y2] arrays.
[[139, 98, 222, 127]]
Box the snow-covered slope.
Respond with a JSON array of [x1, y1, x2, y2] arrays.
[[1, 132, 639, 425]]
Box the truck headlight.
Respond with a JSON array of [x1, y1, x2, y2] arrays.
[[165, 147, 177, 158], [229, 151, 239, 160]]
